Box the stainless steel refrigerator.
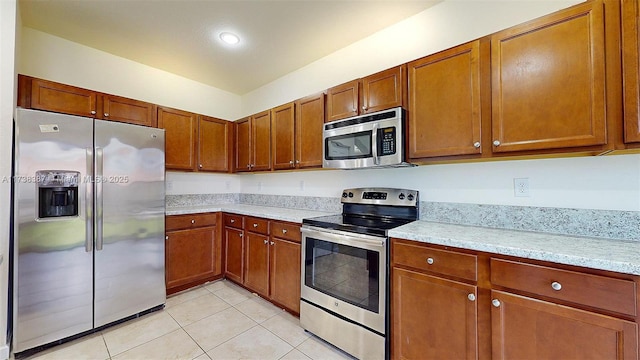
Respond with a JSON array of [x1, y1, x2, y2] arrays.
[[12, 108, 166, 353]]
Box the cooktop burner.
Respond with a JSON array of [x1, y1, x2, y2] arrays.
[[302, 187, 419, 237], [303, 213, 415, 237]]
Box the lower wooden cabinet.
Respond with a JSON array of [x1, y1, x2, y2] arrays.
[[491, 290, 638, 359], [165, 213, 222, 295], [391, 238, 640, 360], [223, 213, 301, 314], [392, 267, 478, 360]]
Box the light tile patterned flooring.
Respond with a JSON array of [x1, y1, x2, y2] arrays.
[[19, 280, 355, 360]]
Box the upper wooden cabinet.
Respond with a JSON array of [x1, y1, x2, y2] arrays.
[[408, 40, 485, 160], [158, 106, 198, 171], [198, 116, 233, 172], [18, 75, 157, 127], [490, 1, 608, 153], [270, 96, 325, 171], [101, 95, 157, 127], [271, 102, 296, 170], [622, 0, 640, 143], [295, 93, 325, 169], [234, 111, 271, 172], [326, 65, 406, 122]]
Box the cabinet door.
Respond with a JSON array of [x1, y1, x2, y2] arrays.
[[623, 0, 640, 143], [235, 117, 251, 172], [269, 238, 301, 313], [408, 41, 483, 159], [392, 267, 478, 360], [166, 227, 217, 291], [244, 232, 270, 296], [30, 78, 97, 117], [295, 93, 325, 169], [199, 116, 232, 172], [102, 95, 156, 127], [224, 227, 244, 284], [271, 102, 296, 170], [158, 106, 197, 171], [491, 1, 606, 152], [491, 290, 638, 360], [361, 65, 406, 115], [252, 111, 272, 171], [326, 80, 359, 122]]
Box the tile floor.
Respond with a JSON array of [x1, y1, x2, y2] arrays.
[[18, 280, 356, 360]]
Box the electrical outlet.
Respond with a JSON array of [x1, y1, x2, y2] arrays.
[[514, 178, 530, 197]]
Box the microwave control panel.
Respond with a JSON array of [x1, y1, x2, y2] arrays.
[[379, 127, 396, 156]]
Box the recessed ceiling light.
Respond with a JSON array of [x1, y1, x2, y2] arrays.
[[220, 32, 240, 45]]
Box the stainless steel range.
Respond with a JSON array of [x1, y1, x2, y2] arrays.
[[300, 188, 419, 360]]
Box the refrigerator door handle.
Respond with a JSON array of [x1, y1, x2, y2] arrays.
[[96, 147, 104, 251], [85, 148, 93, 252]]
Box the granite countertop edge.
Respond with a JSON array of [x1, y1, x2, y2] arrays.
[[166, 204, 640, 276]]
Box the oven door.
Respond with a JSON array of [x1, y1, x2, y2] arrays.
[[300, 225, 387, 334]]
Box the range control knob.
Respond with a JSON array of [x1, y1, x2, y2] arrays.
[[399, 193, 405, 200], [407, 194, 414, 201], [342, 192, 348, 198], [348, 192, 354, 198]]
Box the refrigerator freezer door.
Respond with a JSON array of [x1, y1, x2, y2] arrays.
[[93, 120, 166, 327], [13, 109, 94, 352]]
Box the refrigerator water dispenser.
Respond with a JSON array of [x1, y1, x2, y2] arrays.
[[37, 170, 79, 218]]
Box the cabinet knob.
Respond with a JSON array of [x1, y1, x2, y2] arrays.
[[426, 257, 434, 265], [492, 299, 501, 308], [191, 219, 195, 224], [270, 241, 275, 246], [295, 160, 300, 164], [282, 229, 287, 234], [289, 160, 294, 166], [473, 142, 481, 149], [104, 113, 109, 117], [239, 233, 243, 238], [247, 164, 251, 169], [250, 164, 255, 168], [230, 219, 235, 223], [467, 293, 476, 302], [253, 223, 258, 228], [493, 140, 501, 147], [165, 235, 168, 240], [199, 164, 203, 168], [263, 239, 268, 244], [551, 281, 562, 291], [361, 105, 367, 111], [352, 107, 357, 112], [90, 110, 96, 115]]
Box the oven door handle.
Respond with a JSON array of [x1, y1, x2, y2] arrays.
[[301, 226, 386, 248]]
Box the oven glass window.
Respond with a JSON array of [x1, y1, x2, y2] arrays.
[[325, 131, 372, 160], [304, 237, 380, 313]]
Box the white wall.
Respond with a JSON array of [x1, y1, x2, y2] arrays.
[[19, 28, 242, 121], [0, 0, 16, 357], [240, 0, 582, 116]]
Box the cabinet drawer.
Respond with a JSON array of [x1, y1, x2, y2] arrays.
[[491, 258, 637, 316], [271, 221, 301, 243], [246, 216, 270, 235], [166, 213, 217, 231], [393, 241, 477, 282], [223, 213, 244, 229]]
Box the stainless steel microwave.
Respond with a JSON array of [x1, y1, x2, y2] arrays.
[[323, 107, 412, 169]]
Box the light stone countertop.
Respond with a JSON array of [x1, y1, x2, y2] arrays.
[[166, 204, 333, 223], [389, 221, 640, 276], [166, 204, 640, 276]]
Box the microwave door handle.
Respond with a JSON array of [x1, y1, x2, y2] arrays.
[[372, 124, 379, 165]]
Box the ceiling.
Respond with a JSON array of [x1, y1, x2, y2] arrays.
[[19, 0, 439, 95]]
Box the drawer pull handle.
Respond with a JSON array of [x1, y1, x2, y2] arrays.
[[467, 294, 476, 302], [191, 219, 195, 224], [426, 257, 434, 265], [551, 281, 562, 291], [492, 299, 501, 308], [253, 223, 258, 228], [282, 229, 287, 234]]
